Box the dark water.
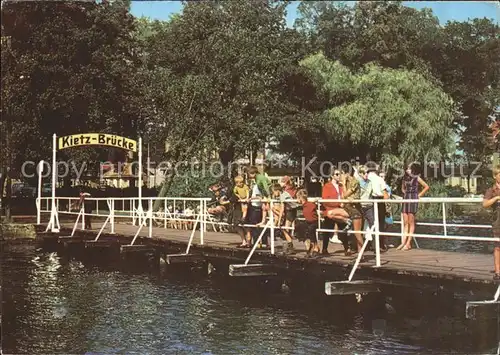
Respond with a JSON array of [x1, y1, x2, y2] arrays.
[[2, 242, 499, 355]]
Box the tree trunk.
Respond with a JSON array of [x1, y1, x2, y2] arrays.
[[466, 161, 471, 194], [250, 147, 257, 166]]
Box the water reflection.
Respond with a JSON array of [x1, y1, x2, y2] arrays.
[[2, 243, 499, 354]]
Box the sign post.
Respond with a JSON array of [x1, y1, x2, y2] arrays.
[[137, 137, 143, 225], [46, 134, 60, 233]]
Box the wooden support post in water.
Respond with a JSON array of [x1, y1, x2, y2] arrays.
[[229, 264, 277, 277], [165, 253, 205, 265], [466, 301, 500, 320], [325, 280, 381, 296], [466, 285, 500, 320]]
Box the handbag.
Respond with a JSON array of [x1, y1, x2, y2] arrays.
[[385, 214, 394, 225]]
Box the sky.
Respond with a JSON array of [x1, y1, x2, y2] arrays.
[[130, 1, 500, 26]]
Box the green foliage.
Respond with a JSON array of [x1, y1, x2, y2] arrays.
[[295, 52, 455, 164], [1, 1, 146, 173], [138, 1, 312, 165], [415, 182, 467, 220], [164, 164, 220, 199], [295, 1, 500, 162]]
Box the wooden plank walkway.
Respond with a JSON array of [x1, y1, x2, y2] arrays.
[[55, 221, 496, 284]]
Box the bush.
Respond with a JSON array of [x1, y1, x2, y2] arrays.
[[415, 181, 467, 220]]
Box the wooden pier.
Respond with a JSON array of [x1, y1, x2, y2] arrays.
[[27, 219, 500, 320]]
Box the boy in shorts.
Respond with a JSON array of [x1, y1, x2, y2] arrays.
[[233, 175, 249, 222], [296, 189, 320, 257]]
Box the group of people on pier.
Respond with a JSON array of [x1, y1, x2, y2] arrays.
[[207, 163, 430, 258], [207, 162, 500, 281]]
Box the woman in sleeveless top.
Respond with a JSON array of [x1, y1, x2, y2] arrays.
[[483, 165, 500, 281], [398, 163, 429, 251]]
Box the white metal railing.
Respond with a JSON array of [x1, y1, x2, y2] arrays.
[[38, 196, 209, 251], [38, 196, 495, 279]]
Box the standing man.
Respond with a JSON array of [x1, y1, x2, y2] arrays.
[[354, 166, 375, 244], [368, 166, 389, 251], [483, 165, 500, 281]]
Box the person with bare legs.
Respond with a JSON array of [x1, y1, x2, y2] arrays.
[[233, 175, 250, 248], [323, 170, 352, 229], [296, 189, 321, 258], [271, 184, 296, 254], [398, 163, 429, 251], [342, 168, 363, 254], [368, 167, 390, 251], [322, 169, 353, 255], [483, 165, 500, 282], [280, 176, 299, 241]]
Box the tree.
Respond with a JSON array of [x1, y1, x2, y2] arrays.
[[294, 1, 500, 162], [1, 0, 145, 166], [134, 1, 312, 206], [282, 52, 455, 167], [295, 1, 442, 73], [437, 19, 500, 163], [147, 1, 310, 163], [1, 0, 146, 217]]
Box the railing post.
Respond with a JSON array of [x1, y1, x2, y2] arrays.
[[244, 221, 271, 265], [200, 200, 204, 245], [36, 198, 41, 225], [400, 212, 405, 245], [36, 161, 43, 225], [270, 199, 275, 254], [173, 200, 176, 228], [71, 206, 84, 237], [138, 198, 143, 226], [317, 199, 321, 243], [81, 203, 85, 230], [442, 202, 447, 237], [96, 200, 99, 216], [204, 200, 207, 232], [132, 199, 136, 225], [373, 202, 381, 267], [148, 199, 153, 238], [164, 198, 167, 228], [110, 199, 115, 234]]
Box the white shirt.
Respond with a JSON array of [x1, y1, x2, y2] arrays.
[[368, 172, 386, 197], [250, 183, 262, 207], [280, 191, 300, 209]]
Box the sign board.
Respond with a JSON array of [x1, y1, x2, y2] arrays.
[[58, 133, 137, 152]]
